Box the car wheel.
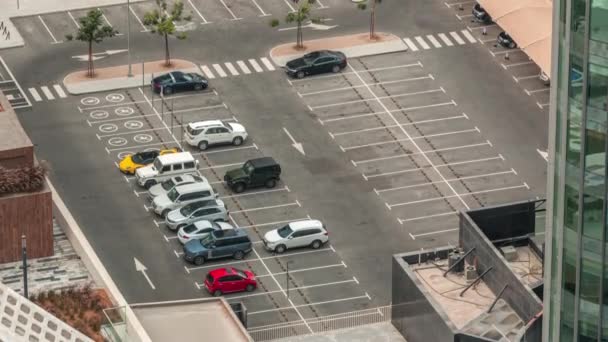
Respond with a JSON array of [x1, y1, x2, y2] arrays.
[[233, 250, 245, 260], [144, 180, 156, 189], [311, 240, 322, 249], [233, 183, 246, 193], [194, 256, 205, 265], [163, 86, 173, 95], [161, 209, 170, 218], [176, 224, 186, 230], [332, 65, 340, 73], [296, 71, 305, 79], [274, 244, 286, 254], [198, 141, 209, 151], [232, 136, 243, 146], [509, 42, 516, 49], [265, 178, 277, 188], [213, 290, 222, 297], [194, 83, 203, 91], [246, 284, 255, 292]]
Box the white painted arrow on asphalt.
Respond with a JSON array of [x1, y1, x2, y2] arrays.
[[72, 49, 128, 62], [283, 127, 305, 156], [134, 257, 156, 290], [278, 20, 337, 32], [537, 149, 549, 162]]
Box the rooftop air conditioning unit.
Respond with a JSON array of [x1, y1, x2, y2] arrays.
[[465, 265, 477, 283]]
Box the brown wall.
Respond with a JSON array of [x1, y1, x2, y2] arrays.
[[0, 184, 53, 263], [0, 145, 34, 169]]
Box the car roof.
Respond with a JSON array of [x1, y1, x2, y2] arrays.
[[248, 157, 278, 168], [288, 219, 323, 231], [188, 120, 226, 129], [172, 174, 202, 183], [156, 152, 195, 164], [189, 198, 224, 209], [208, 267, 231, 277], [175, 182, 212, 193], [192, 220, 214, 230], [213, 228, 247, 238]]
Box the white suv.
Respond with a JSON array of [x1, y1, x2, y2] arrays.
[[185, 120, 248, 151], [263, 219, 328, 253]]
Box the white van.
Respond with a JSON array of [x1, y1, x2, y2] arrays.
[[136, 152, 199, 189]]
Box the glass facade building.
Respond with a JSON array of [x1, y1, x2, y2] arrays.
[[543, 0, 608, 339]]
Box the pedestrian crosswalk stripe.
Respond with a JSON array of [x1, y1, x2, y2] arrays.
[[41, 86, 54, 100], [248, 59, 264, 73], [224, 62, 239, 76], [213, 64, 228, 78], [403, 38, 419, 51], [53, 84, 67, 98], [437, 33, 454, 46], [28, 88, 42, 102], [450, 31, 466, 45], [414, 36, 431, 50], [426, 35, 442, 48], [461, 29, 478, 43], [260, 57, 276, 71], [201, 65, 215, 79], [236, 60, 251, 74]]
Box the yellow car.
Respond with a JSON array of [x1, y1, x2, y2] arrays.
[[118, 148, 179, 175]]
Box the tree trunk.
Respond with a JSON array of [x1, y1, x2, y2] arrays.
[[164, 33, 171, 66], [370, 2, 376, 39], [88, 41, 94, 77], [296, 20, 302, 48]]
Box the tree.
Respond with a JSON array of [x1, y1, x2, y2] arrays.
[[144, 0, 189, 66], [357, 0, 382, 39], [66, 9, 117, 77], [271, 0, 318, 49]]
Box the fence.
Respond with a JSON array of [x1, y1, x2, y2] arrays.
[[248, 305, 392, 341]]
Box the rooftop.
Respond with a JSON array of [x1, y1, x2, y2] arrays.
[[0, 93, 32, 151]]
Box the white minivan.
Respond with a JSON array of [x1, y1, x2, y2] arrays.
[[136, 152, 199, 189], [262, 219, 328, 253]]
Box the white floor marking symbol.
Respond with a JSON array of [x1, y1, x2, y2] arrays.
[[28, 88, 42, 102], [81, 97, 100, 105], [40, 86, 55, 100], [248, 59, 264, 73]]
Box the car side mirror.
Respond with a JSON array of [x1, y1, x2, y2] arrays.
[[287, 236, 293, 240]]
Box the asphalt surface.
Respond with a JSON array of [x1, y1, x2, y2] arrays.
[[1, 0, 549, 336]]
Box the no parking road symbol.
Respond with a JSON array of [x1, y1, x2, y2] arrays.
[[89, 110, 109, 120], [81, 97, 100, 106], [99, 123, 118, 133], [115, 107, 135, 116], [106, 93, 125, 103], [134, 134, 153, 144], [124, 120, 144, 130], [108, 137, 128, 146]]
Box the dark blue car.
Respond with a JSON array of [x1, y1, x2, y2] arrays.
[[183, 228, 252, 265], [151, 71, 208, 95]]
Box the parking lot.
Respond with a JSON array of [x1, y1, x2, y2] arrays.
[[76, 84, 375, 334], [289, 52, 532, 242]]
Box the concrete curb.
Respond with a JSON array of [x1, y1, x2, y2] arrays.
[[269, 33, 408, 67], [48, 177, 152, 342]]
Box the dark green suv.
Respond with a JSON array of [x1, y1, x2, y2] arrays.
[[223, 157, 281, 193]]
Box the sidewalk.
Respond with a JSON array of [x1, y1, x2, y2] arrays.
[[63, 59, 200, 95], [269, 32, 408, 67], [274, 323, 407, 342]]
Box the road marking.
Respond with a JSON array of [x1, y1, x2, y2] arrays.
[[227, 279, 356, 300], [411, 228, 459, 239], [376, 170, 517, 193], [281, 0, 296, 12], [99, 8, 120, 34], [231, 202, 300, 214], [224, 62, 239, 76], [219, 186, 288, 199], [437, 33, 454, 46], [98, 125, 184, 138], [28, 88, 42, 102], [129, 6, 149, 31], [260, 57, 276, 71], [299, 75, 432, 96], [414, 36, 431, 50], [236, 60, 251, 74], [67, 11, 81, 29], [53, 84, 67, 98], [493, 48, 522, 55], [255, 263, 347, 278], [399, 211, 459, 223], [248, 59, 264, 73], [40, 86, 55, 100], [138, 87, 183, 150], [290, 62, 423, 83], [403, 38, 419, 51], [502, 61, 535, 69], [212, 64, 228, 78], [332, 115, 467, 136], [218, 0, 241, 20], [201, 65, 215, 79], [237, 217, 309, 229], [513, 74, 539, 82], [525, 87, 550, 95], [250, 0, 270, 16], [352, 142, 491, 165], [188, 0, 209, 23], [343, 128, 478, 150], [246, 295, 368, 315], [426, 34, 442, 48], [450, 31, 466, 45], [191, 144, 257, 156], [311, 89, 443, 109], [537, 102, 550, 109], [38, 16, 61, 44], [461, 29, 478, 43], [320, 102, 456, 123], [365, 155, 503, 179]]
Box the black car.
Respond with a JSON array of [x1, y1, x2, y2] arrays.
[[151, 71, 208, 95], [284, 50, 347, 79], [224, 157, 281, 193], [497, 32, 517, 49], [472, 3, 491, 23]]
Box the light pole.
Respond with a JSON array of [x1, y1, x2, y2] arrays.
[[21, 235, 28, 298], [127, 0, 133, 77]]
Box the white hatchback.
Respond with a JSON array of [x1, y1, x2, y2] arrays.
[[262, 219, 328, 253], [177, 220, 234, 245], [185, 120, 248, 151]]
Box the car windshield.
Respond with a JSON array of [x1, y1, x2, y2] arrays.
[[183, 224, 198, 234], [221, 121, 233, 132], [243, 161, 255, 175], [167, 188, 179, 202], [131, 154, 144, 164], [183, 74, 193, 81], [233, 268, 247, 278], [200, 234, 214, 247], [277, 225, 293, 238], [153, 159, 162, 171], [180, 204, 196, 216], [161, 179, 176, 190], [303, 52, 319, 62]]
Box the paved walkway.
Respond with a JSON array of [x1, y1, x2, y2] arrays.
[[274, 323, 407, 342]]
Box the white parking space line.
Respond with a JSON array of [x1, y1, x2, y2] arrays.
[[513, 74, 539, 82], [237, 217, 310, 229], [38, 16, 61, 44], [537, 102, 550, 109], [315, 0, 328, 9], [248, 59, 264, 73], [187, 0, 209, 23], [414, 36, 431, 50], [201, 65, 215, 79], [260, 57, 276, 71], [247, 295, 368, 315], [525, 87, 550, 95], [403, 38, 419, 51], [352, 141, 491, 165], [387, 184, 528, 208], [461, 29, 478, 43], [468, 24, 497, 30], [320, 101, 456, 123], [227, 279, 356, 301], [255, 263, 347, 279], [376, 169, 516, 193], [236, 60, 251, 74], [212, 64, 228, 78], [426, 35, 442, 48], [129, 6, 149, 31], [89, 105, 225, 124], [219, 0, 242, 20], [411, 228, 458, 239], [399, 211, 458, 223], [291, 62, 423, 83], [332, 114, 467, 137], [250, 0, 270, 16], [344, 128, 479, 151], [138, 87, 183, 149], [99, 9, 121, 35], [437, 33, 454, 46], [299, 75, 432, 97], [281, 0, 296, 12], [191, 144, 257, 156], [40, 86, 55, 100], [198, 161, 242, 171], [98, 125, 184, 138], [219, 186, 289, 199], [492, 48, 522, 55], [502, 61, 535, 69], [224, 62, 240, 76], [53, 84, 67, 98], [231, 202, 300, 214], [28, 88, 42, 102], [311, 89, 443, 109], [449, 31, 466, 45], [68, 11, 81, 29]]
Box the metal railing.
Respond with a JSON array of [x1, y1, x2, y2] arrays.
[[248, 305, 392, 341]]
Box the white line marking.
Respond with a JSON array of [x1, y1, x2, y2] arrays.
[[461, 29, 478, 43], [188, 0, 208, 23], [426, 34, 442, 48], [246, 295, 368, 315], [399, 211, 458, 223], [250, 0, 269, 16], [526, 87, 550, 94], [450, 31, 466, 45], [513, 74, 538, 81], [219, 187, 288, 199], [332, 115, 467, 136], [282, 0, 296, 12], [67, 11, 80, 29], [28, 88, 42, 102], [321, 102, 457, 123], [255, 263, 346, 278], [414, 36, 431, 50], [468, 23, 497, 30], [248, 59, 264, 73], [224, 62, 239, 76], [236, 60, 251, 74], [237, 218, 309, 229], [212, 64, 228, 78], [299, 75, 432, 96], [260, 57, 276, 71], [503, 61, 535, 69], [437, 33, 454, 46], [201, 65, 215, 79], [376, 170, 517, 193], [493, 48, 522, 55], [138, 88, 183, 150], [187, 248, 334, 271], [412, 228, 459, 238], [227, 279, 356, 301], [290, 63, 422, 83], [311, 89, 443, 109], [129, 6, 149, 31], [219, 0, 241, 20], [231, 202, 299, 214], [403, 38, 419, 51], [53, 84, 67, 98], [38, 16, 60, 43], [40, 86, 55, 100], [191, 144, 257, 156], [343, 128, 478, 150], [353, 142, 491, 165]]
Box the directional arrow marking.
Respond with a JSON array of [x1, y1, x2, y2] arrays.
[[72, 49, 128, 62], [283, 127, 305, 156], [537, 149, 549, 162], [134, 257, 156, 290], [278, 19, 337, 32]]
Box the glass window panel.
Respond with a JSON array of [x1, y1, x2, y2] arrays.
[[578, 235, 603, 339]]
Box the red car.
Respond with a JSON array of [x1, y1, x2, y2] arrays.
[[204, 267, 257, 296]]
